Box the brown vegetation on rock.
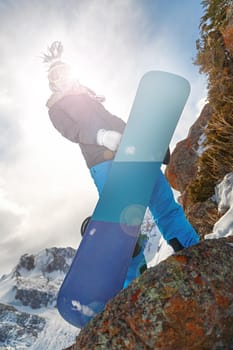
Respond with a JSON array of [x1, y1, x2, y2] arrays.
[[188, 0, 233, 203]]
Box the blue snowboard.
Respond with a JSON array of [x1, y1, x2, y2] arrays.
[[57, 71, 190, 328]]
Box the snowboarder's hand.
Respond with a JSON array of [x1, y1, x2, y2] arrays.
[[97, 129, 122, 152]]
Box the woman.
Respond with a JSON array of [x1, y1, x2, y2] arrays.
[[44, 42, 199, 286]]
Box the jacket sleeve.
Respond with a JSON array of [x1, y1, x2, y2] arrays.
[[49, 106, 80, 143], [48, 94, 125, 146]]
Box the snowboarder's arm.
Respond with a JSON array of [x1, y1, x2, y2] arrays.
[[49, 107, 119, 148], [49, 107, 81, 143]]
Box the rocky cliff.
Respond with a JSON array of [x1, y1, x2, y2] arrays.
[[165, 103, 213, 195], [165, 103, 221, 239]]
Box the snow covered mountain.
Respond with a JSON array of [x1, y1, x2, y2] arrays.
[[0, 247, 79, 350]]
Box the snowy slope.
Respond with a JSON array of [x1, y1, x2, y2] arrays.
[[32, 309, 78, 350]]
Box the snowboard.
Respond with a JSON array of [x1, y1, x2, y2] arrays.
[[57, 71, 190, 328]]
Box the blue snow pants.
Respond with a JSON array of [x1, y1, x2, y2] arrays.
[[90, 160, 199, 286]]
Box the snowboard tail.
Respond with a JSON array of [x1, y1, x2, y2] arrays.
[[57, 71, 191, 328]]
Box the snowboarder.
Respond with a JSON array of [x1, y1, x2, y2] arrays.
[[43, 42, 199, 286]]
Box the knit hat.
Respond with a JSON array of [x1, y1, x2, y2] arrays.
[[43, 41, 77, 92]]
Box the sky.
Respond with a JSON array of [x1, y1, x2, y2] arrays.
[[0, 0, 207, 276]]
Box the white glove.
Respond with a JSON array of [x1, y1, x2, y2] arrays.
[[96, 129, 122, 152]]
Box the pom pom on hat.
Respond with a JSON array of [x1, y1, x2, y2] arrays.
[[43, 41, 75, 92], [43, 41, 64, 65]]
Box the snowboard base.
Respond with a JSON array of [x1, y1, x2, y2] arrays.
[[57, 71, 191, 328]]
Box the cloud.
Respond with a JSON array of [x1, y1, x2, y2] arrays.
[[0, 209, 23, 242], [0, 187, 27, 274], [0, 110, 22, 162]]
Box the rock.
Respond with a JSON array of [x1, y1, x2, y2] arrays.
[[164, 103, 217, 237], [14, 287, 55, 309], [16, 254, 35, 271], [165, 104, 213, 192], [10, 247, 76, 309], [70, 237, 233, 350], [14, 247, 76, 276], [0, 303, 45, 348], [45, 247, 75, 274]]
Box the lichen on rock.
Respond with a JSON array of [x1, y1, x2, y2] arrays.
[[68, 237, 233, 350]]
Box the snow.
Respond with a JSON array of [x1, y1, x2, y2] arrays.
[[196, 130, 208, 155], [145, 170, 233, 258], [205, 172, 233, 239], [146, 172, 233, 255], [144, 224, 173, 267], [0, 274, 17, 305], [32, 309, 78, 350]]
